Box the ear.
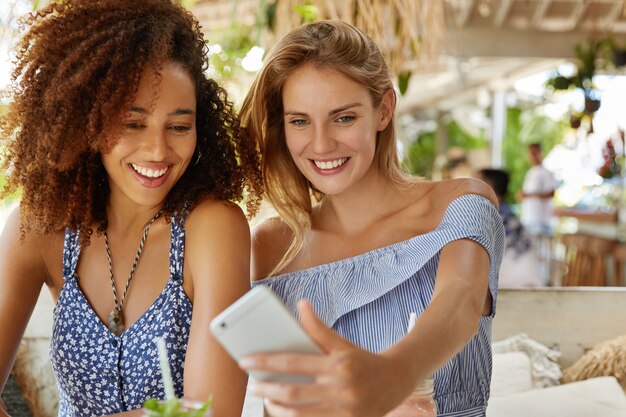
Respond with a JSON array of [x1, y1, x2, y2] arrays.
[[376, 88, 395, 132]]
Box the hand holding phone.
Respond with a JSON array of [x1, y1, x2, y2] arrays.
[[210, 285, 323, 383]]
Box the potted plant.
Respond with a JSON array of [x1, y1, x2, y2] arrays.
[[584, 90, 602, 114]]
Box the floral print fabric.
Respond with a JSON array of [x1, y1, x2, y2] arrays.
[[50, 214, 192, 417]]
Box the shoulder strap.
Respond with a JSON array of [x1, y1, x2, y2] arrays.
[[169, 209, 188, 282], [62, 228, 81, 281]]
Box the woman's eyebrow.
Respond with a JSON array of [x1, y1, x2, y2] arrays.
[[128, 107, 196, 116], [283, 103, 363, 117], [329, 103, 362, 116], [169, 108, 196, 116]]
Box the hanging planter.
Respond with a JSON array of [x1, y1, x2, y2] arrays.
[[584, 95, 601, 114]]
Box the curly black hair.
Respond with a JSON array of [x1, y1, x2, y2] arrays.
[[0, 0, 263, 243]]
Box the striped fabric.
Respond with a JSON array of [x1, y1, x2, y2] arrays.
[[253, 193, 505, 416]]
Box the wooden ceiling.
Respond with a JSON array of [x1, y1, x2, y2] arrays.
[[190, 0, 626, 111]]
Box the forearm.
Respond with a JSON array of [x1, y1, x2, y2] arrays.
[[383, 290, 482, 384]]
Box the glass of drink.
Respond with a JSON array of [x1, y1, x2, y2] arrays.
[[384, 378, 437, 417]]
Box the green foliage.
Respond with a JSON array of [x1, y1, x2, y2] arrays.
[[404, 131, 436, 177], [403, 119, 488, 178], [208, 22, 258, 82], [295, 2, 318, 23], [397, 71, 412, 96], [546, 38, 612, 92], [448, 120, 488, 149], [143, 397, 212, 417], [179, 0, 198, 9]]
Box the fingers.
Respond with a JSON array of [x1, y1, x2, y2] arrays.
[[264, 398, 350, 417], [298, 300, 353, 352], [240, 352, 329, 376], [250, 380, 337, 407]]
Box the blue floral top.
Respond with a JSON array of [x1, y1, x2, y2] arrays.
[[50, 214, 192, 417], [253, 194, 505, 417]]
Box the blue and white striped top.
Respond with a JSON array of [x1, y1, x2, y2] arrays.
[[252, 194, 505, 417]]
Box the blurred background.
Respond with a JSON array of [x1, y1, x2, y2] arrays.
[[3, 0, 626, 287]]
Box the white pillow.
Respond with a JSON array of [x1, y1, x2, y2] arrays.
[[490, 351, 533, 397], [487, 376, 626, 417], [492, 333, 562, 388]]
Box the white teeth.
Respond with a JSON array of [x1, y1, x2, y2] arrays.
[[314, 158, 348, 170], [131, 163, 168, 178]]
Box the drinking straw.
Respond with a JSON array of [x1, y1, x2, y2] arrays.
[[156, 337, 176, 401], [407, 312, 418, 334]]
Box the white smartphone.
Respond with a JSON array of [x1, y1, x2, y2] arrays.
[[210, 285, 323, 383]]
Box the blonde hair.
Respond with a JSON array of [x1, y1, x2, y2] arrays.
[[241, 20, 408, 274]]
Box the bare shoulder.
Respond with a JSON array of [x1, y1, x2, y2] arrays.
[[0, 206, 56, 285], [434, 177, 498, 208], [185, 199, 249, 239], [250, 216, 292, 281], [183, 199, 251, 294]]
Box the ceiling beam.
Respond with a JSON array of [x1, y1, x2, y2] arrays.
[[397, 59, 563, 113], [604, 0, 624, 29], [569, 0, 590, 30], [455, 0, 475, 27], [494, 0, 514, 27], [531, 0, 552, 29], [445, 26, 626, 58]]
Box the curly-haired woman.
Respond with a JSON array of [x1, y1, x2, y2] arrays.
[[0, 1, 262, 416]]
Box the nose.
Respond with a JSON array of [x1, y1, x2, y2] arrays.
[[143, 128, 170, 160], [311, 125, 337, 154]]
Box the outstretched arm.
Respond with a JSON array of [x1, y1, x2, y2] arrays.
[[240, 238, 491, 417]]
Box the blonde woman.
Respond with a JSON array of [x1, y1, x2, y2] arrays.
[[240, 21, 505, 417]]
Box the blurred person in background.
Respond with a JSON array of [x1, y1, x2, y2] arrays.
[[479, 169, 544, 287], [518, 143, 555, 284]]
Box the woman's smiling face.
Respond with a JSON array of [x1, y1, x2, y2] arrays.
[[282, 63, 392, 197], [102, 61, 197, 209]]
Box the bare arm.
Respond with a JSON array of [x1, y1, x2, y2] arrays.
[[0, 208, 48, 417], [240, 181, 497, 417], [384, 238, 491, 383], [182, 201, 250, 417]]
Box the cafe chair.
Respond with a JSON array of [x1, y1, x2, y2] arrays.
[[559, 233, 615, 287]]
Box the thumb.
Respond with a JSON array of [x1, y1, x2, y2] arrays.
[[298, 299, 353, 353]]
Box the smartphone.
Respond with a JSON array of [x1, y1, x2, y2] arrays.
[[210, 285, 323, 383]]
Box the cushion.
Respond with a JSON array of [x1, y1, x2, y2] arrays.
[[487, 376, 626, 417], [492, 333, 562, 388], [490, 351, 533, 397], [562, 334, 626, 392]]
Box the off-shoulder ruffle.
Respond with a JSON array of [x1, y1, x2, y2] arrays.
[[254, 193, 505, 327]]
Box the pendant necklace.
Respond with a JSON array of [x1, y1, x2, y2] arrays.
[[104, 209, 164, 336]]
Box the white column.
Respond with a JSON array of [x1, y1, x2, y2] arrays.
[[491, 89, 506, 168]]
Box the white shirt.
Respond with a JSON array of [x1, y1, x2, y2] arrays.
[[521, 164, 555, 232]]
